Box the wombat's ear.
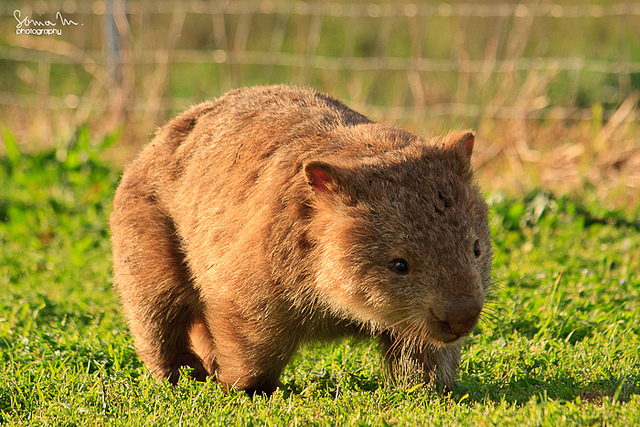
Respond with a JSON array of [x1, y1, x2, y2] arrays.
[[303, 160, 346, 194], [441, 131, 475, 175]]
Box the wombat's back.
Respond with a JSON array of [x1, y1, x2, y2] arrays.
[[131, 85, 420, 191]]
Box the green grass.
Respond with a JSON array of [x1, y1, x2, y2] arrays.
[[1, 138, 639, 426]]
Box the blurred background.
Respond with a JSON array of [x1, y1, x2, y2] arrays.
[[1, 0, 639, 209]]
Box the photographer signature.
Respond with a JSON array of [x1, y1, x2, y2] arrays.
[[14, 9, 79, 36], [14, 10, 79, 28]]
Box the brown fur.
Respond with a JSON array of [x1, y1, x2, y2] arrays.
[[110, 85, 492, 394]]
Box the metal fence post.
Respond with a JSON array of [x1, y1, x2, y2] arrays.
[[105, 0, 121, 89]]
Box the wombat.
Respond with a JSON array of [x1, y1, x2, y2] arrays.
[[110, 85, 492, 395]]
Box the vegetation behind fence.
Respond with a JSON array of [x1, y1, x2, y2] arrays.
[[1, 0, 639, 207]]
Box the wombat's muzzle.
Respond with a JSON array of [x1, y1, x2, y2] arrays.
[[430, 294, 483, 343]]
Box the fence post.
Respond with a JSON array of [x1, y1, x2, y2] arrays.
[[105, 0, 120, 87], [103, 0, 129, 131], [104, 0, 124, 89]]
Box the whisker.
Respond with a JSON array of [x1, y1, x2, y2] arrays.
[[482, 305, 500, 314], [486, 277, 508, 295], [482, 308, 502, 321]]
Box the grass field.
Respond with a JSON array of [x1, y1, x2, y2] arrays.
[[1, 130, 639, 426]]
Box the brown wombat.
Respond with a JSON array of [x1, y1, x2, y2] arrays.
[[110, 85, 492, 395]]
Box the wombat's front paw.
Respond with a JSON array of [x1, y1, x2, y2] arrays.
[[216, 375, 283, 397], [422, 343, 462, 393], [165, 352, 210, 384], [242, 379, 284, 397]]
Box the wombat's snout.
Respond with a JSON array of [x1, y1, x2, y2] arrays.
[[431, 294, 483, 343]]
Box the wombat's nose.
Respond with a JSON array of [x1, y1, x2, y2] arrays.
[[435, 295, 482, 339]]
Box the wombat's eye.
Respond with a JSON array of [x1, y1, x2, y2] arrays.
[[473, 240, 481, 258], [389, 259, 409, 275]]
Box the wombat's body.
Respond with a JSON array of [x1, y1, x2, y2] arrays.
[[110, 85, 492, 394]]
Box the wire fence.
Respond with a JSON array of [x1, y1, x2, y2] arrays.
[[5, 1, 640, 18], [2, 0, 640, 207], [2, 1, 640, 140]]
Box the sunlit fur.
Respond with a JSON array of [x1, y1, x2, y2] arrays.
[[110, 85, 492, 395]]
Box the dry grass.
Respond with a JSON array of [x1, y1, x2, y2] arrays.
[[474, 109, 640, 210]]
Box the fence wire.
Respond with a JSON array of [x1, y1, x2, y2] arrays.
[[4, 1, 640, 17], [2, 1, 640, 124]]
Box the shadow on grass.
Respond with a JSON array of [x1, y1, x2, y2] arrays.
[[456, 371, 640, 405], [282, 370, 380, 399], [279, 366, 639, 405], [504, 318, 594, 344]]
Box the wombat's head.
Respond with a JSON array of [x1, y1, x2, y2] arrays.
[[305, 130, 491, 345]]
